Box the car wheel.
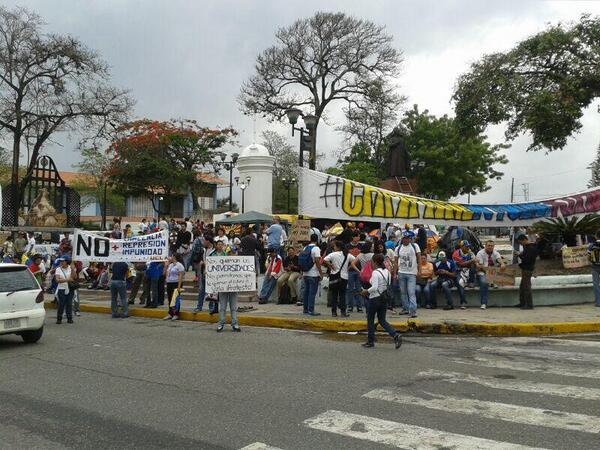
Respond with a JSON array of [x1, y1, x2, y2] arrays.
[[20, 327, 43, 344]]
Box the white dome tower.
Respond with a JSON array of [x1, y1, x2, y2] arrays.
[[236, 143, 275, 214]]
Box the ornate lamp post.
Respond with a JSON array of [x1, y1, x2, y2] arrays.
[[284, 108, 317, 170], [281, 177, 297, 214], [220, 152, 239, 212], [235, 176, 251, 214]]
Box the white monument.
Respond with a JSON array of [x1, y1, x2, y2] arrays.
[[236, 143, 275, 215]]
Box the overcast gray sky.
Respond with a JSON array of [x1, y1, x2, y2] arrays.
[[7, 0, 600, 205]]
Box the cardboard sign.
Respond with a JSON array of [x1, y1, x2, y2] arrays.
[[485, 266, 517, 286], [205, 255, 256, 294], [289, 219, 311, 243], [73, 229, 169, 262], [562, 245, 591, 269]]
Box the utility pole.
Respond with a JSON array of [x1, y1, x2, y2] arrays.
[[521, 183, 530, 202], [510, 177, 515, 203]]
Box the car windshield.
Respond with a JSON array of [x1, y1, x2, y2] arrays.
[[0, 267, 39, 293]]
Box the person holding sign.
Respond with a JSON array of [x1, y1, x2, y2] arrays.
[[475, 240, 504, 310], [213, 240, 241, 332]]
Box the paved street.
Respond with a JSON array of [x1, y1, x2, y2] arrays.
[[1, 315, 599, 449]]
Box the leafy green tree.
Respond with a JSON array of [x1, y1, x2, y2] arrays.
[[326, 143, 382, 186], [403, 106, 508, 200], [453, 14, 600, 152], [589, 142, 600, 188]]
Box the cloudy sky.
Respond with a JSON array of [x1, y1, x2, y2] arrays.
[[6, 0, 600, 205]]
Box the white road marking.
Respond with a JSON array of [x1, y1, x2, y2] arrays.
[[239, 443, 283, 450], [478, 346, 600, 363], [417, 369, 600, 400], [304, 410, 548, 450], [453, 355, 600, 379], [364, 388, 600, 433], [502, 337, 600, 349]]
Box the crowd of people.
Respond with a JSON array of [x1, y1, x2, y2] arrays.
[[5, 213, 594, 347]]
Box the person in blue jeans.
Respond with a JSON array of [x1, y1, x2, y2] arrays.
[[393, 231, 421, 318], [266, 216, 283, 255], [301, 234, 323, 316], [475, 240, 504, 310], [258, 247, 283, 303], [109, 261, 130, 318], [430, 252, 464, 309], [587, 231, 600, 307]]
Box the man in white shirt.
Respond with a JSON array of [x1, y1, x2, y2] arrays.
[[393, 230, 421, 318], [300, 234, 322, 316], [475, 240, 504, 309], [185, 217, 193, 233], [139, 218, 148, 234]]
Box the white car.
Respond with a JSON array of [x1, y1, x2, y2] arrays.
[[0, 263, 45, 343]]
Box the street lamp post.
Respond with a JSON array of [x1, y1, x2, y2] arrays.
[[285, 108, 318, 170], [235, 176, 251, 214], [281, 177, 297, 214], [220, 152, 239, 213]]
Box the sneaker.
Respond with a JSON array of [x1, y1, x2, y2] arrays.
[[217, 325, 224, 332], [192, 308, 202, 313], [309, 312, 321, 316], [394, 334, 402, 349], [232, 326, 241, 332], [171, 315, 179, 321], [348, 308, 354, 313], [398, 309, 409, 315], [480, 304, 487, 310], [67, 319, 74, 324], [425, 304, 432, 309], [362, 342, 374, 348], [75, 311, 81, 316], [162, 315, 171, 320], [460, 304, 467, 310], [357, 308, 363, 313], [296, 301, 303, 306], [410, 313, 417, 318], [443, 305, 454, 310]]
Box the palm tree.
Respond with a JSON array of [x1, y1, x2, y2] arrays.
[[532, 214, 600, 246]]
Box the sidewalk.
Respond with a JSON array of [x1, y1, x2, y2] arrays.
[[44, 288, 600, 336]]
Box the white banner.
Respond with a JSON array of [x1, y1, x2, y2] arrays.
[[73, 229, 169, 262], [298, 167, 600, 227], [205, 255, 256, 294]]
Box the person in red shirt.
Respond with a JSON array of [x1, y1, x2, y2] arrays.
[[28, 255, 44, 285], [258, 247, 283, 304]]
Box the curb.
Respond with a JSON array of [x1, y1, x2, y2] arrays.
[[44, 303, 600, 336]]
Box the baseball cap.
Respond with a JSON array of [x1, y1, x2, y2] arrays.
[[438, 251, 447, 258], [402, 230, 415, 239], [461, 240, 471, 247]]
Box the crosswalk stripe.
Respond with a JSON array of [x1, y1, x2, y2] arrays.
[[478, 345, 600, 363], [239, 443, 283, 450], [452, 355, 600, 379], [364, 388, 600, 433], [502, 337, 600, 349], [304, 410, 548, 450], [417, 369, 600, 400]]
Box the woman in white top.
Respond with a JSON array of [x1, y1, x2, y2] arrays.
[[360, 254, 402, 349], [323, 240, 354, 317], [54, 256, 77, 324], [214, 228, 229, 246], [163, 254, 185, 320]]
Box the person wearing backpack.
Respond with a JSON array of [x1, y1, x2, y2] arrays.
[[360, 254, 402, 349], [588, 230, 600, 307], [393, 230, 421, 318], [299, 234, 323, 316], [323, 240, 353, 317]]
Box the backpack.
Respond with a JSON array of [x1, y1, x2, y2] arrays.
[[360, 260, 374, 284], [299, 245, 316, 272], [589, 243, 600, 266], [375, 269, 393, 304]]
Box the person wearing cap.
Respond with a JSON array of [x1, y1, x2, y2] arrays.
[[258, 246, 283, 304], [393, 230, 421, 318], [430, 251, 462, 310], [54, 256, 78, 324], [475, 240, 504, 309], [517, 234, 538, 309]]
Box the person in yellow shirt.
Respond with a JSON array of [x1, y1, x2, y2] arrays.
[[416, 254, 434, 309]]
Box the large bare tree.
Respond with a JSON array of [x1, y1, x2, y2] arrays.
[[0, 6, 132, 209], [239, 12, 402, 164]]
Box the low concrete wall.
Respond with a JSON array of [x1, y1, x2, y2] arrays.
[[258, 274, 595, 308]]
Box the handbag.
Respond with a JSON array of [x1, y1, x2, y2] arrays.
[[329, 253, 348, 287]]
